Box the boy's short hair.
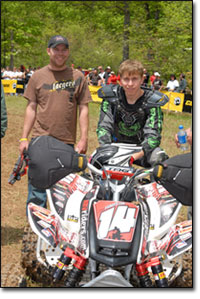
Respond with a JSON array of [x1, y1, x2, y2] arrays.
[[119, 59, 144, 77]]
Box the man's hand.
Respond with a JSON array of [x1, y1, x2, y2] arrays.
[[75, 138, 88, 154], [175, 133, 180, 148], [19, 140, 29, 155], [175, 127, 192, 148]]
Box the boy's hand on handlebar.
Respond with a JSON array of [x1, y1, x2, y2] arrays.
[[130, 150, 144, 165]]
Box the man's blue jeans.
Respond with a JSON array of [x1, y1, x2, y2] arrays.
[[26, 181, 47, 215]]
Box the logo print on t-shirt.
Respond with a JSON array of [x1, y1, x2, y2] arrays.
[[42, 77, 82, 93]]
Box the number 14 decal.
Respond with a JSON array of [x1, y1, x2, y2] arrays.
[[94, 202, 139, 241]]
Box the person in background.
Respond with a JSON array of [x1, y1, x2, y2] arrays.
[[103, 66, 112, 84], [17, 67, 25, 80], [1, 68, 5, 78], [150, 72, 156, 88], [177, 73, 187, 93], [20, 65, 26, 73], [152, 72, 163, 91], [166, 74, 179, 92], [98, 66, 105, 81], [16, 67, 25, 95], [107, 71, 118, 85], [19, 35, 92, 211], [2, 66, 12, 80], [143, 68, 149, 87], [1, 81, 8, 138], [10, 67, 18, 80], [86, 68, 93, 84], [88, 68, 101, 86]]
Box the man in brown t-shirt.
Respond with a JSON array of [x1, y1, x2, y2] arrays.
[[19, 35, 92, 210]]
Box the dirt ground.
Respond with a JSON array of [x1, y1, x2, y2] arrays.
[[1, 97, 192, 288]]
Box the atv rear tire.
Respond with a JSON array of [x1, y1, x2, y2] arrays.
[[170, 249, 192, 287]]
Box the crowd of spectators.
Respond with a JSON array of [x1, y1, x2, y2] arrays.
[[82, 65, 188, 93], [2, 66, 25, 80], [142, 70, 188, 93], [1, 64, 189, 94], [84, 66, 120, 87], [1, 65, 39, 91]]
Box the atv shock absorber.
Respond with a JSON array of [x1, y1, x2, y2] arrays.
[[63, 248, 87, 287], [136, 263, 153, 287], [52, 245, 72, 282], [64, 266, 85, 288], [136, 256, 168, 288], [150, 257, 168, 288]]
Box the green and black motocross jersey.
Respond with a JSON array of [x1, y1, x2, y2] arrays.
[[96, 85, 167, 157]]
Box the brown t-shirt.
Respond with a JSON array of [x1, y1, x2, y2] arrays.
[[24, 65, 92, 144]]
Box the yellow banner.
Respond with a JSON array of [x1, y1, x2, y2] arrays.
[[2, 79, 17, 93], [89, 86, 185, 113], [161, 91, 185, 112], [89, 85, 102, 102]]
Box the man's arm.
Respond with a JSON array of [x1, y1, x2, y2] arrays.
[[19, 101, 37, 154], [75, 103, 89, 154]]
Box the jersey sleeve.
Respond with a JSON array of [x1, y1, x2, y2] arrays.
[[141, 106, 163, 155], [96, 99, 114, 144]]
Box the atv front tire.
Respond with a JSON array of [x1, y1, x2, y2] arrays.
[[21, 224, 56, 286]]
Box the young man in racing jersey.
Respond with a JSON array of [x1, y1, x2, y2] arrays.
[[96, 59, 168, 167]]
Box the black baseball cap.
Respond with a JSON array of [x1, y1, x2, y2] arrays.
[[48, 35, 69, 48]]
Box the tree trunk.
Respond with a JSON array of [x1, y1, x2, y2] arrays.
[[144, 2, 153, 61], [10, 30, 14, 70], [3, 17, 6, 68], [122, 1, 130, 61]]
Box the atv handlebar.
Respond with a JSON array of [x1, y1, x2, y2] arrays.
[[87, 162, 153, 181], [8, 151, 153, 186], [87, 163, 103, 176]]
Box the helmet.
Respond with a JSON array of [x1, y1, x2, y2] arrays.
[[89, 145, 118, 169]]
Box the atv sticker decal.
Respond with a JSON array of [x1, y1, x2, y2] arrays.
[[148, 220, 192, 259], [79, 186, 100, 257], [94, 201, 139, 242], [48, 174, 93, 221], [28, 203, 58, 247], [37, 220, 51, 229]]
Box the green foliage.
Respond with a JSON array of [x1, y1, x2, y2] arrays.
[[1, 0, 192, 84]]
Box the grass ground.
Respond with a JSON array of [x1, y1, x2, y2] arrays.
[[1, 95, 192, 287]]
